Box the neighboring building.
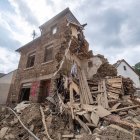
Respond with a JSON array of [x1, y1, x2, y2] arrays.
[[114, 59, 140, 88], [0, 70, 17, 104], [8, 8, 92, 103], [0, 73, 5, 78]]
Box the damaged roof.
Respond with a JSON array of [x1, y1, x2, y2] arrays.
[[39, 7, 80, 29], [16, 8, 80, 52]]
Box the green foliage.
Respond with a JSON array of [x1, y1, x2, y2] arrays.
[[134, 62, 140, 75], [135, 62, 140, 69]]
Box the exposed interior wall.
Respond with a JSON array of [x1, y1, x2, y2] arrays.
[[117, 61, 140, 88], [71, 25, 78, 38], [0, 72, 14, 104], [81, 56, 103, 79]]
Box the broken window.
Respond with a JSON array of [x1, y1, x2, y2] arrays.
[[51, 25, 57, 34], [26, 52, 35, 68], [44, 45, 53, 62], [88, 61, 93, 68], [124, 66, 127, 71]]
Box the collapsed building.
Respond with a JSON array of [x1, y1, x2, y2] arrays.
[[1, 8, 140, 140], [7, 8, 115, 104], [7, 8, 94, 103]]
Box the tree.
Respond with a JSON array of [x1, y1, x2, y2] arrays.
[[134, 62, 140, 75]]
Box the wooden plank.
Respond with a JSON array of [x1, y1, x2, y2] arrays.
[[75, 116, 91, 134], [107, 89, 121, 94], [91, 91, 103, 94], [81, 70, 94, 104], [94, 105, 111, 118], [90, 87, 98, 90], [86, 123, 96, 128], [107, 82, 122, 87], [91, 111, 99, 126], [40, 106, 53, 140], [120, 77, 124, 95], [83, 113, 91, 123], [75, 135, 83, 139], [81, 70, 91, 104], [70, 107, 74, 119], [107, 78, 122, 83], [70, 84, 74, 104], [110, 105, 140, 112], [97, 94, 101, 105], [104, 115, 140, 128], [97, 81, 102, 106], [78, 69, 88, 104], [108, 92, 119, 99], [78, 68, 85, 104], [62, 134, 74, 138], [103, 79, 109, 108], [112, 103, 121, 110], [76, 111, 87, 115], [81, 104, 96, 111], [71, 81, 79, 94], [97, 80, 108, 108]]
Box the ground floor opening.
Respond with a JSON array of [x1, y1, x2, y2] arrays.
[[19, 79, 51, 103], [20, 88, 30, 101], [38, 79, 51, 102]]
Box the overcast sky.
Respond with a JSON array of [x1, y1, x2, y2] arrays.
[[0, 0, 140, 73]]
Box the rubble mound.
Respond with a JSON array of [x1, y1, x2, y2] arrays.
[[0, 104, 46, 140], [96, 62, 117, 79], [123, 77, 136, 94]]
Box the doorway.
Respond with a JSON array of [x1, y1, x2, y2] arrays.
[[20, 88, 30, 101], [39, 80, 51, 102]]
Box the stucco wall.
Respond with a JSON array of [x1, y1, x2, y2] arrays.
[[81, 56, 103, 79], [0, 72, 14, 104], [117, 61, 140, 88]]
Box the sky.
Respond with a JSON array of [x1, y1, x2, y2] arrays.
[[0, 0, 140, 73]]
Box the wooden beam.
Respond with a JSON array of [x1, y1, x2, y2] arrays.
[[104, 115, 140, 128], [75, 116, 91, 134], [110, 105, 139, 113], [91, 111, 99, 126], [40, 106, 53, 140]]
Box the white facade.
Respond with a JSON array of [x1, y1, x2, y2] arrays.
[[0, 71, 16, 104], [116, 61, 140, 88]]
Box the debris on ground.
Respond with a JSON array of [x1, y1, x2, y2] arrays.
[[1, 11, 140, 140], [1, 61, 140, 140]]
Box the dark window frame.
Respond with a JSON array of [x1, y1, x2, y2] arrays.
[[123, 66, 127, 71], [88, 61, 93, 68], [44, 44, 53, 63], [26, 52, 35, 68]]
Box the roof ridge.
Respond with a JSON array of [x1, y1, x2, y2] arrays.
[[39, 7, 70, 28]]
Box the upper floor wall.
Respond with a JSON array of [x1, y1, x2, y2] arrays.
[[15, 8, 87, 82], [39, 8, 80, 36]]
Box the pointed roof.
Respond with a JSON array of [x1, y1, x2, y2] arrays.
[[114, 59, 140, 77], [39, 7, 80, 29], [16, 8, 81, 52]]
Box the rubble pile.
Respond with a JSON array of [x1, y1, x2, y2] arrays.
[[96, 62, 117, 79], [1, 23, 140, 140], [122, 77, 136, 94], [1, 52, 140, 140], [0, 103, 47, 140]]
